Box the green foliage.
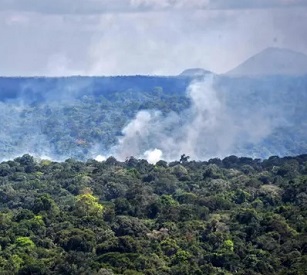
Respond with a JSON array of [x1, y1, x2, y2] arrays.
[[0, 154, 306, 274], [223, 239, 234, 252], [15, 237, 35, 249], [75, 192, 104, 217]]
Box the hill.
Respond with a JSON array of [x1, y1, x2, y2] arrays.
[[179, 68, 212, 77], [226, 47, 307, 76]]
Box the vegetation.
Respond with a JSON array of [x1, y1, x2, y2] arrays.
[[0, 76, 190, 160], [0, 153, 306, 274], [0, 75, 307, 160]]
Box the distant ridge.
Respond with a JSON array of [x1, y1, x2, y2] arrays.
[[226, 47, 307, 76], [179, 68, 212, 77]]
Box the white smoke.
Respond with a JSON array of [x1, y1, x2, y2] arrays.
[[143, 148, 163, 164], [95, 154, 107, 162], [111, 74, 278, 162]]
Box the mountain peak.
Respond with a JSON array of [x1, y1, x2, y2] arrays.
[[226, 47, 307, 76]]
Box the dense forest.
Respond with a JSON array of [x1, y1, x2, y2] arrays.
[[0, 154, 306, 274], [0, 76, 191, 160], [0, 75, 306, 160]]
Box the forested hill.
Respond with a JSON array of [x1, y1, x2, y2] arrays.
[[0, 76, 191, 102], [0, 74, 306, 161], [0, 154, 306, 274]]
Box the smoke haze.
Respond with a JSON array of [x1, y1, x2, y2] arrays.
[[0, 73, 306, 163], [111, 75, 284, 162]]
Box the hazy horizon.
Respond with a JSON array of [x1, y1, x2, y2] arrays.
[[1, 0, 307, 76]]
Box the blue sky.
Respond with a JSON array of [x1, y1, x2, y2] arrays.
[[0, 0, 306, 76]]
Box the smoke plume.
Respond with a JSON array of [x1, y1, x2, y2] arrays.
[[111, 75, 280, 163]]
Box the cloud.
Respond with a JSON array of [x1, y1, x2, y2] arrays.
[[0, 0, 306, 15], [0, 1, 129, 14], [46, 53, 82, 76], [84, 7, 307, 75], [130, 0, 210, 10], [210, 0, 307, 9], [270, 8, 307, 54], [0, 1, 306, 76], [5, 13, 29, 25]]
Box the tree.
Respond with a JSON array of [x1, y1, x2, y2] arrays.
[[180, 154, 190, 163], [75, 192, 104, 217]]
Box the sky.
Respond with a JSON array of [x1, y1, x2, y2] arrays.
[[0, 0, 307, 76]]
